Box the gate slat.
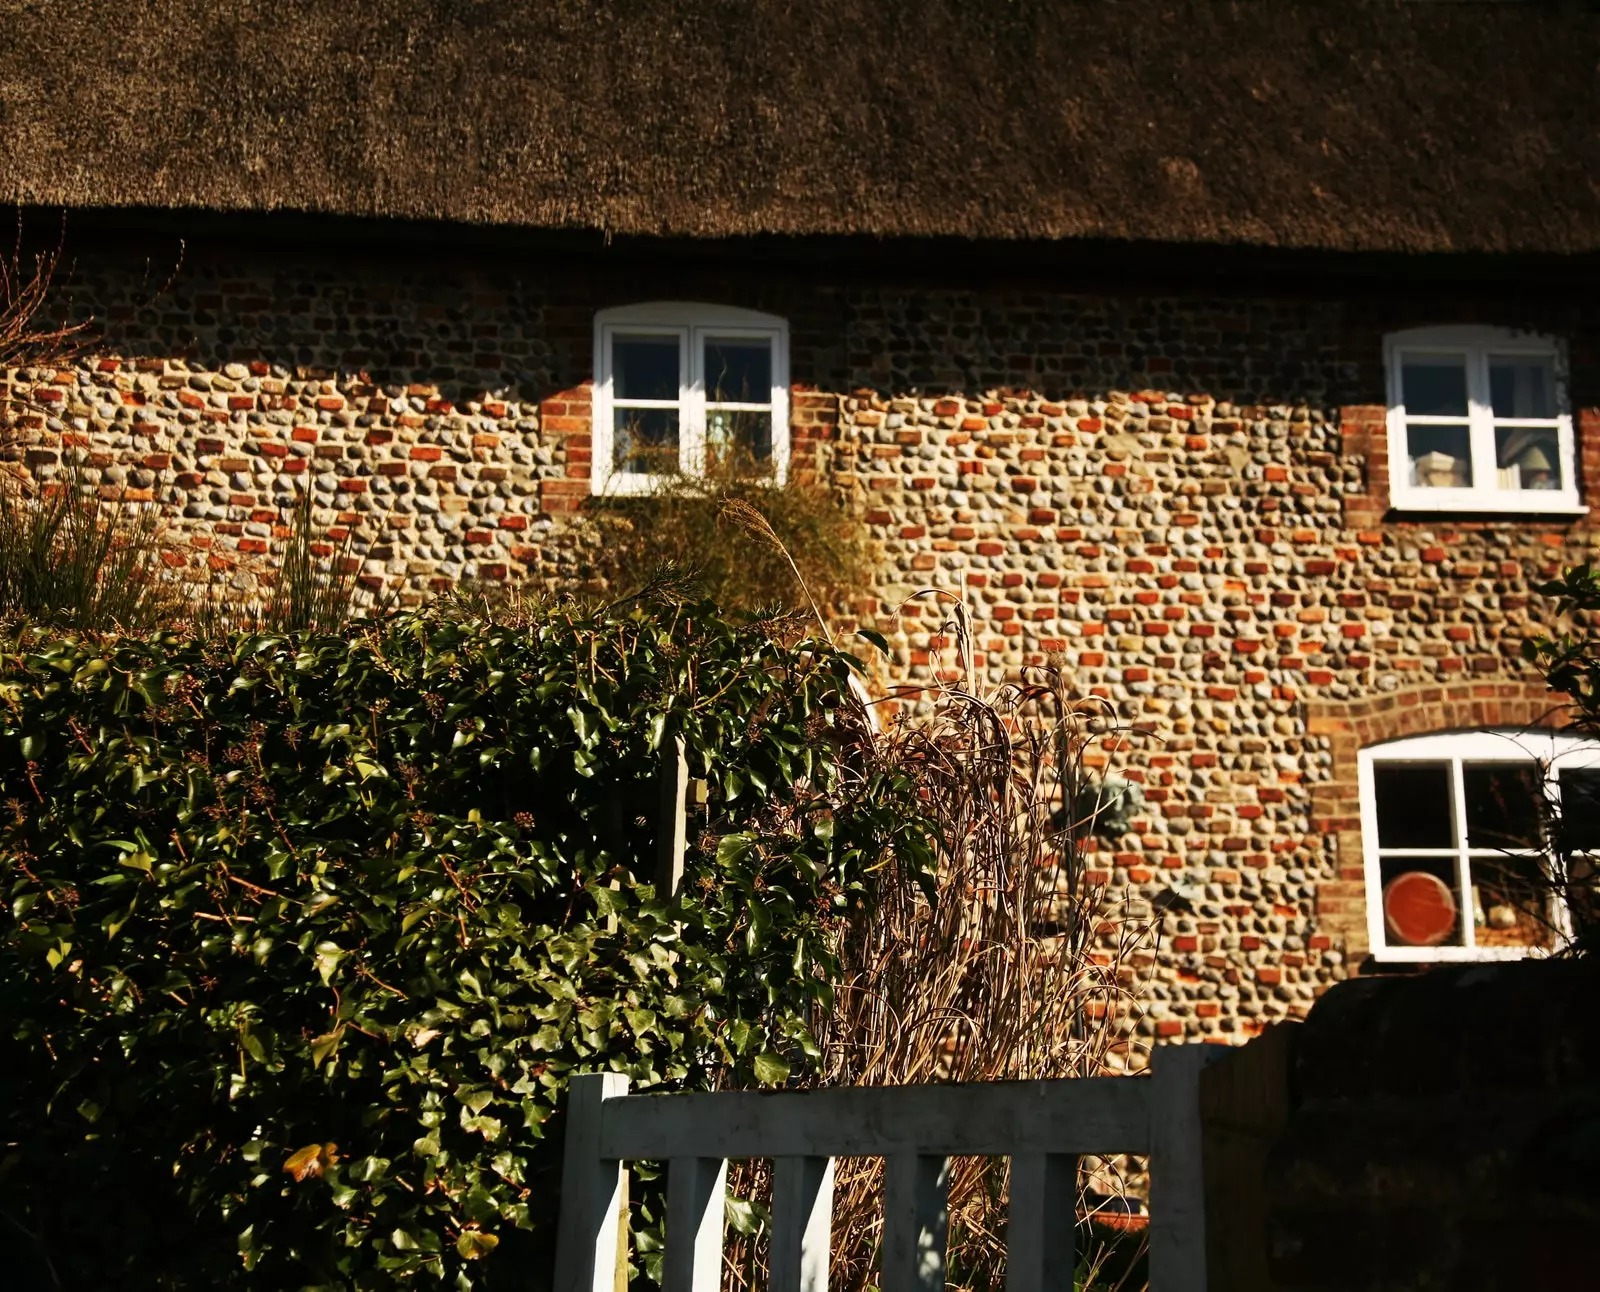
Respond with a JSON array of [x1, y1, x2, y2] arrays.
[[771, 1155, 834, 1292], [881, 1153, 949, 1292], [663, 1155, 727, 1292]]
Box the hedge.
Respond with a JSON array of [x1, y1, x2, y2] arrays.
[[0, 600, 930, 1289]]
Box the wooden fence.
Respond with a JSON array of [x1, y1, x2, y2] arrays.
[[554, 1045, 1221, 1292]]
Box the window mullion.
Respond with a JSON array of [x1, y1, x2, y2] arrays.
[[596, 327, 617, 491], [1451, 758, 1476, 949], [1467, 348, 1497, 497], [682, 328, 702, 478]]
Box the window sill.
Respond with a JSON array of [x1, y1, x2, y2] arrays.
[[592, 472, 782, 498], [1369, 944, 1550, 965], [1386, 492, 1588, 517]]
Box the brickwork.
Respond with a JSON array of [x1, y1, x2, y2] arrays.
[[6, 247, 1598, 1042]]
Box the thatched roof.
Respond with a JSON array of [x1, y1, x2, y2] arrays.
[[2, 0, 1597, 254]]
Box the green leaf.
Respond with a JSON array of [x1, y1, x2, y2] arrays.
[[310, 1028, 343, 1066], [457, 1230, 500, 1260], [753, 1052, 790, 1086], [716, 833, 757, 867], [314, 942, 346, 986]]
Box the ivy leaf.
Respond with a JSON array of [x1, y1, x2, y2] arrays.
[[716, 833, 757, 867], [310, 1028, 343, 1066], [753, 1052, 790, 1086], [457, 1230, 500, 1260], [313, 942, 346, 986]]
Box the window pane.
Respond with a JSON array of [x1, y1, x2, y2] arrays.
[[1402, 356, 1468, 416], [1380, 857, 1462, 947], [704, 338, 772, 404], [1373, 763, 1455, 848], [613, 407, 679, 473], [613, 335, 680, 401], [707, 409, 773, 466], [1471, 854, 1552, 949], [1463, 763, 1543, 849], [1406, 424, 1473, 489], [1557, 767, 1600, 852], [1489, 355, 1555, 419], [1494, 426, 1562, 491]]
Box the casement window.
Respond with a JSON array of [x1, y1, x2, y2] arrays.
[[592, 302, 790, 495], [1384, 325, 1582, 514], [1358, 730, 1600, 962]]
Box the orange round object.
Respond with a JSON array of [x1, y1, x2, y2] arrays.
[[1383, 870, 1458, 947]]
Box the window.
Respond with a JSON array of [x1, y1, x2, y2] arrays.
[[1358, 730, 1599, 962], [1384, 325, 1582, 514], [592, 303, 790, 495]]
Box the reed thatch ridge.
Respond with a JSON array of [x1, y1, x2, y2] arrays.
[[1, 0, 1596, 254]]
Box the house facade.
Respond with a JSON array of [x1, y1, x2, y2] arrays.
[[4, 0, 1599, 1040]]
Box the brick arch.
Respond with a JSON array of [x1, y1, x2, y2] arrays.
[[1305, 681, 1570, 962]]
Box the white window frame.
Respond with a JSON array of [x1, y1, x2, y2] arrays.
[[592, 302, 790, 496], [1358, 728, 1599, 963], [1384, 324, 1583, 515]]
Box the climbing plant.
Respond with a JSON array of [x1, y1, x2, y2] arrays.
[[0, 599, 931, 1289]]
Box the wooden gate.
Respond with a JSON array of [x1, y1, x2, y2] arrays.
[[554, 1045, 1219, 1292]]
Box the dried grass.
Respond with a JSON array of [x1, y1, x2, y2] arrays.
[[582, 450, 876, 626], [718, 576, 1159, 1292]]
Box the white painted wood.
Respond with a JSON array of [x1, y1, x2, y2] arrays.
[[1148, 1045, 1224, 1292], [771, 1155, 833, 1292], [663, 1156, 727, 1292], [657, 735, 688, 900], [1005, 1153, 1076, 1292], [882, 1154, 949, 1292], [1384, 324, 1581, 515], [591, 302, 791, 495], [554, 1072, 631, 1292], [598, 1077, 1151, 1160], [557, 1049, 1222, 1292], [1356, 729, 1600, 961]]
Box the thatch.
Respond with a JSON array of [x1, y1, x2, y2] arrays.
[[1, 0, 1597, 254]]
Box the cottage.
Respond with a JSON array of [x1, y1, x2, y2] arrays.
[[3, 0, 1599, 1038]]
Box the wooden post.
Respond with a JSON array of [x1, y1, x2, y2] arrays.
[[554, 1073, 630, 1292], [881, 1154, 949, 1292], [1199, 1024, 1292, 1292], [1005, 1153, 1076, 1292], [657, 735, 688, 900], [662, 1155, 727, 1292], [771, 1155, 834, 1292], [1149, 1044, 1224, 1292]]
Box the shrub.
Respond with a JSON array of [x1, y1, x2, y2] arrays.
[[583, 452, 876, 618], [0, 600, 930, 1289]]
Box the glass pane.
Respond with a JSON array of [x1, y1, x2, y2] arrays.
[[1463, 763, 1543, 849], [707, 409, 773, 466], [1380, 856, 1463, 947], [1557, 767, 1600, 852], [1373, 763, 1455, 848], [613, 335, 680, 401], [1402, 356, 1468, 416], [613, 407, 679, 474], [1407, 424, 1473, 488], [1489, 355, 1555, 419], [1471, 854, 1552, 949], [1494, 426, 1562, 491], [704, 339, 772, 404]]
